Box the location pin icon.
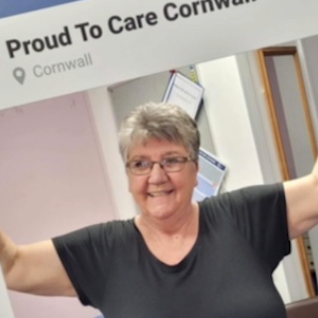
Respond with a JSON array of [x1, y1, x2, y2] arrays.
[[13, 67, 26, 85]]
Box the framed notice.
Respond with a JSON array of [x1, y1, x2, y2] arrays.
[[162, 72, 204, 119], [193, 148, 227, 202]]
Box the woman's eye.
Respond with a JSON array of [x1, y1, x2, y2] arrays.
[[133, 161, 149, 169], [165, 157, 179, 165]]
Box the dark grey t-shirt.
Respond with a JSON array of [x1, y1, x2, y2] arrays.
[[53, 183, 290, 318]]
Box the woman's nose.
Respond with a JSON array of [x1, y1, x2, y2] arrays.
[[148, 162, 168, 183]]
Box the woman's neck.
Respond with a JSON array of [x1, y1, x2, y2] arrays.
[[135, 202, 199, 239]]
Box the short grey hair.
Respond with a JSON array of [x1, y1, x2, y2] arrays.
[[118, 102, 200, 161]]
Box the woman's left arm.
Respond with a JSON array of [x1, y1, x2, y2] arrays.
[[284, 158, 318, 239]]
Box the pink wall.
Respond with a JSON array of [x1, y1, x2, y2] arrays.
[[0, 92, 117, 318]]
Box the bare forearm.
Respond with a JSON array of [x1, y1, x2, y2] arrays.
[[0, 229, 18, 279], [285, 159, 318, 238], [1, 235, 76, 296]]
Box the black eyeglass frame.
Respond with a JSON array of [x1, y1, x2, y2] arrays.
[[126, 156, 195, 175]]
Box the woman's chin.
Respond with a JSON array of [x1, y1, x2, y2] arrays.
[[146, 207, 175, 221]]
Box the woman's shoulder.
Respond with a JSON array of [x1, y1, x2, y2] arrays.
[[198, 182, 284, 220], [87, 218, 137, 239], [53, 218, 137, 248], [199, 183, 283, 206]]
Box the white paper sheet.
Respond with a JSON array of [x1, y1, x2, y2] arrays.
[[163, 72, 204, 118], [193, 148, 227, 201]]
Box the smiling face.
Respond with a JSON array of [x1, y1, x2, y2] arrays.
[[127, 138, 198, 221]]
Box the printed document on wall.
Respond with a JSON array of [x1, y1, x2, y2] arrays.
[[193, 148, 227, 201], [163, 72, 204, 119]]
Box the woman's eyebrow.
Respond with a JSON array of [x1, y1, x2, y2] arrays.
[[127, 155, 150, 161], [163, 151, 186, 156], [128, 150, 186, 161]]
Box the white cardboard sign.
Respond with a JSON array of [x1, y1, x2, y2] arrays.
[[1, 0, 318, 109]]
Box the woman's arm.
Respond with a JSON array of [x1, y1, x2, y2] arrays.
[[284, 158, 318, 239], [0, 229, 76, 297]]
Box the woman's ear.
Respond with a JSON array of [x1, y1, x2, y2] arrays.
[[195, 161, 199, 173]]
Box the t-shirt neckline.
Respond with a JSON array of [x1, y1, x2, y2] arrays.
[[131, 208, 202, 273]]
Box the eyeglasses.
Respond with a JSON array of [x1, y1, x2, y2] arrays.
[[126, 156, 194, 175]]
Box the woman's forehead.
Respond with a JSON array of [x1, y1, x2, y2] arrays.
[[128, 138, 188, 158]]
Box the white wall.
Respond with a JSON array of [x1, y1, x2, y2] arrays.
[[88, 87, 137, 219], [196, 56, 264, 191]]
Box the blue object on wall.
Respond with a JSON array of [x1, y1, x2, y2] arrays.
[[0, 0, 84, 19]]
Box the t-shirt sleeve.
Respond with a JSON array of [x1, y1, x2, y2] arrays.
[[203, 183, 291, 271], [52, 220, 132, 307]]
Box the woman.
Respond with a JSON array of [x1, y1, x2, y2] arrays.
[[1, 102, 318, 318]]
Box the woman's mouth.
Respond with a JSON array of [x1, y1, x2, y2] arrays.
[[148, 190, 173, 197]]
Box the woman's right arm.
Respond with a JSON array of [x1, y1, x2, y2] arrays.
[[0, 228, 76, 297]]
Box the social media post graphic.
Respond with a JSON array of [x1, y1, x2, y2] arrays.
[[2, 0, 318, 111], [0, 0, 85, 20]]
